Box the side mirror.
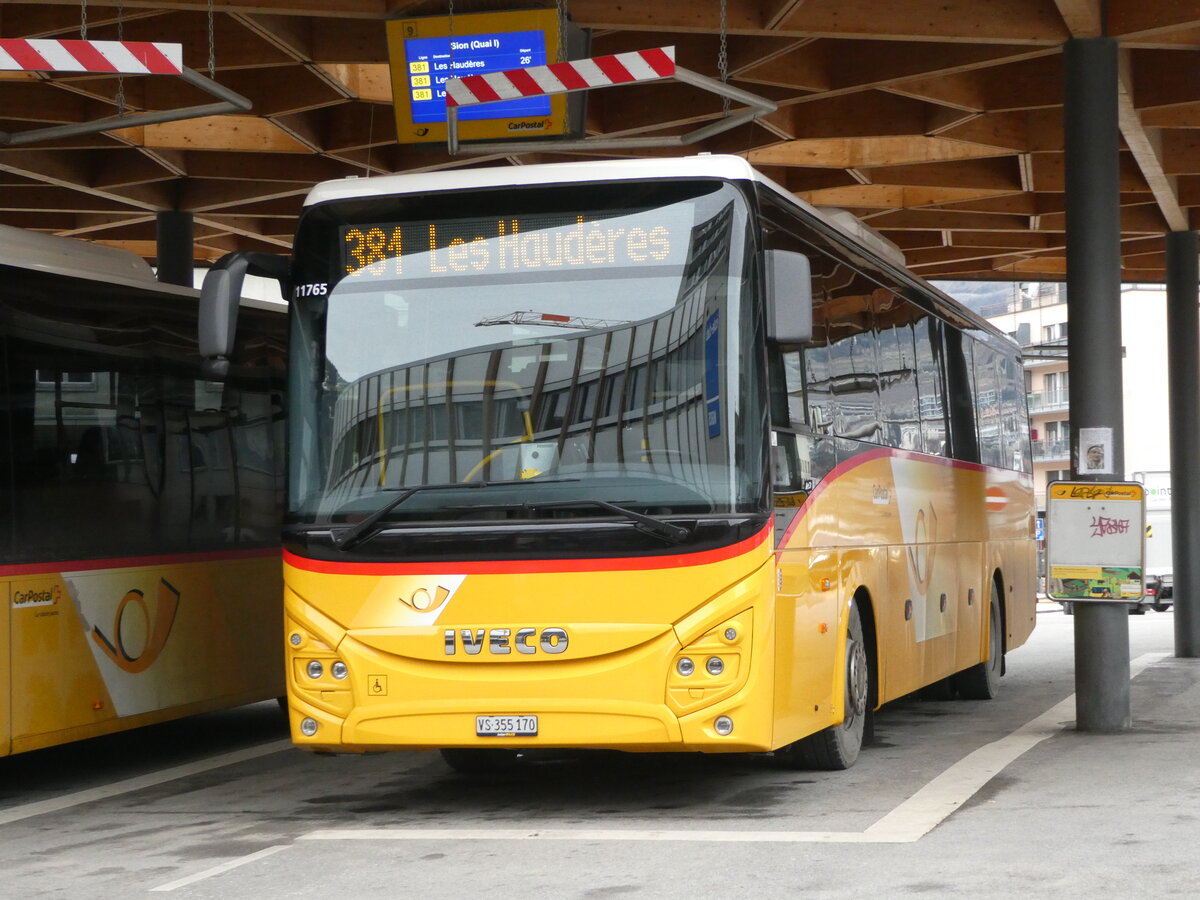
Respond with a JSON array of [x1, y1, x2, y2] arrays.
[[199, 251, 289, 380], [765, 249, 813, 345]]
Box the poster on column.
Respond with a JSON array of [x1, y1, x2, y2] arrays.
[[1046, 481, 1145, 601]]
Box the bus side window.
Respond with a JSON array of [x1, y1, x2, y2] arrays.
[[973, 341, 1003, 468], [914, 315, 948, 457]]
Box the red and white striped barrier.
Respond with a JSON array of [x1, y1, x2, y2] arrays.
[[0, 39, 183, 75], [445, 46, 675, 108]]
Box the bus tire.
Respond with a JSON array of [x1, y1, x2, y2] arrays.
[[953, 582, 1003, 700], [780, 601, 871, 770], [440, 748, 521, 775]]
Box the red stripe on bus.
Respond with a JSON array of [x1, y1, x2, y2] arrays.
[[0, 547, 280, 577], [283, 524, 771, 576]]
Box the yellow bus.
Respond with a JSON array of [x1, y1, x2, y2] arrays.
[[0, 225, 287, 756], [205, 155, 1035, 771]]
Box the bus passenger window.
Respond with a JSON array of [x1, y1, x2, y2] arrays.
[[914, 316, 948, 456]]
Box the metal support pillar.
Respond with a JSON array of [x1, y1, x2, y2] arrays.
[[156, 211, 194, 287], [1166, 230, 1200, 657], [1063, 37, 1131, 732]]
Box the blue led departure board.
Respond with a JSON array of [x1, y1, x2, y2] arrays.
[[405, 30, 550, 124]]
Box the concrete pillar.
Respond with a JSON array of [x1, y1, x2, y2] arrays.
[[1063, 37, 1131, 732], [156, 210, 194, 287], [1166, 230, 1200, 657]]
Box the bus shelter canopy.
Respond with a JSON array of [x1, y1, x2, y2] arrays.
[[0, 0, 1198, 281]]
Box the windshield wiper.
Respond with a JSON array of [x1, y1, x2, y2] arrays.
[[519, 498, 690, 544], [323, 478, 580, 552]]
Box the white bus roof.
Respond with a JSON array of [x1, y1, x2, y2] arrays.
[[0, 223, 165, 287], [303, 154, 907, 268], [0, 224, 284, 311]]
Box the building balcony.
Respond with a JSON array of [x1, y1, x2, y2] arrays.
[[1031, 439, 1071, 463], [1027, 389, 1070, 415]]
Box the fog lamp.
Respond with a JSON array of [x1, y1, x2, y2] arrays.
[[714, 716, 734, 736], [300, 717, 319, 737]]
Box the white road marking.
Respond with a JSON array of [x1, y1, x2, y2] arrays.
[[298, 652, 1171, 846], [149, 846, 290, 892], [0, 739, 293, 827]]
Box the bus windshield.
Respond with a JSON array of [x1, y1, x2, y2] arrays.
[[287, 179, 764, 526]]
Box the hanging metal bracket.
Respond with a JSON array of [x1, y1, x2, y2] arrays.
[[0, 39, 251, 147], [445, 46, 776, 155]]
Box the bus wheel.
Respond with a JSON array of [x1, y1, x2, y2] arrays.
[[780, 602, 871, 770], [440, 748, 521, 775], [953, 583, 1003, 700]]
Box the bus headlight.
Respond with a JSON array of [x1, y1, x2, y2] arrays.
[[306, 660, 324, 679], [676, 657, 696, 676], [706, 657, 725, 676], [331, 661, 348, 680]]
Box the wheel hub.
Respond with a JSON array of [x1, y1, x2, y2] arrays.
[[846, 638, 869, 717]]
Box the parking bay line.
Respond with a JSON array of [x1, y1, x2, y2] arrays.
[[0, 739, 294, 828], [149, 846, 290, 893], [298, 652, 1170, 847]]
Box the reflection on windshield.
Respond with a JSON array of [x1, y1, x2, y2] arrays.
[[291, 183, 759, 523]]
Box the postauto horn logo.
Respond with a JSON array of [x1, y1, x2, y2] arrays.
[[92, 578, 181, 673]]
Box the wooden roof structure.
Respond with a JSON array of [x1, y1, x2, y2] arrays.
[[2, 0, 1200, 281]]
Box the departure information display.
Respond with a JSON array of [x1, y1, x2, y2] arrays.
[[387, 11, 575, 144], [405, 30, 550, 123]]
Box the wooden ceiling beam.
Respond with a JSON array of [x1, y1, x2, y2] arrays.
[[749, 134, 1013, 169], [945, 230, 1058, 250], [0, 149, 171, 211], [766, 0, 1069, 43], [113, 115, 313, 153], [1026, 151, 1151, 192], [178, 179, 310, 212], [1126, 49, 1200, 111], [892, 54, 1064, 114], [780, 91, 932, 139], [217, 65, 348, 116], [1116, 51, 1188, 231], [181, 150, 357, 182], [858, 156, 1024, 191], [862, 208, 1032, 231], [57, 213, 158, 237], [796, 184, 1016, 209], [193, 213, 292, 248], [11, 2, 388, 19], [1053, 0, 1104, 38], [0, 4, 165, 38], [1109, 2, 1200, 41]]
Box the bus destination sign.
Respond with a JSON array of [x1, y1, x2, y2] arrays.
[[342, 214, 676, 280]]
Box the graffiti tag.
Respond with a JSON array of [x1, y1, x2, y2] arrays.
[[1090, 516, 1131, 537]]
